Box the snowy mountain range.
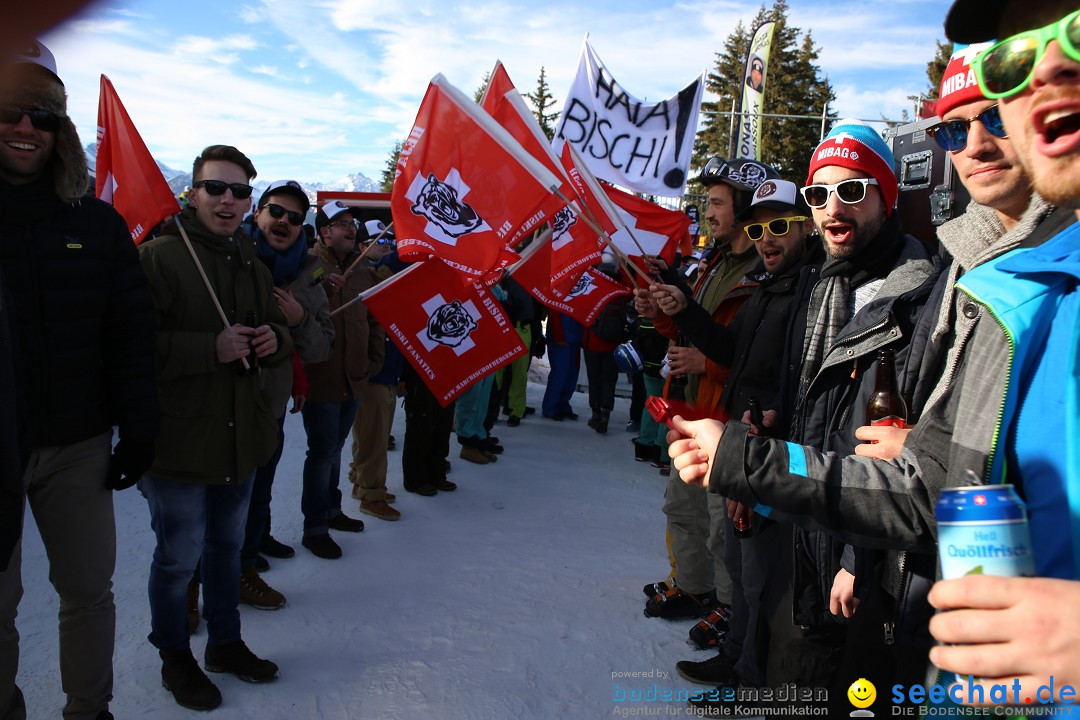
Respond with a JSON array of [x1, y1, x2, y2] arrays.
[[85, 144, 382, 201]]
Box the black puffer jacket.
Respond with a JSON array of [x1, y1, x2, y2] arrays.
[[0, 272, 23, 570], [0, 176, 158, 448], [671, 237, 825, 431]]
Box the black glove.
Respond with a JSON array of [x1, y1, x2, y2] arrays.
[[106, 439, 156, 491], [531, 336, 547, 359]]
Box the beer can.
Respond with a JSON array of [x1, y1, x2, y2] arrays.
[[935, 485, 1035, 579]]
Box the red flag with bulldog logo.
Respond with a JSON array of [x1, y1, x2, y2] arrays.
[[96, 75, 181, 244], [363, 257, 526, 406], [510, 234, 631, 326], [392, 74, 562, 282]]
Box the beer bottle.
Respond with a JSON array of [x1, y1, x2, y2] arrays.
[[866, 349, 906, 429], [734, 396, 763, 538], [747, 396, 764, 433]]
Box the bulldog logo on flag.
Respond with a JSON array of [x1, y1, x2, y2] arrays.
[[392, 75, 561, 280], [550, 206, 578, 250], [407, 170, 490, 244], [565, 273, 597, 300], [422, 296, 479, 354]]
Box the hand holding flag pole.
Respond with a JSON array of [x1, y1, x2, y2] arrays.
[[173, 215, 252, 370]]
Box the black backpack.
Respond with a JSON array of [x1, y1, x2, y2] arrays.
[[590, 299, 633, 343]]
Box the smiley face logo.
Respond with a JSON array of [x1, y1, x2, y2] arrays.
[[847, 677, 876, 712]]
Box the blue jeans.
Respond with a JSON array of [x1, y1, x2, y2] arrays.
[[141, 474, 255, 650], [301, 399, 359, 535], [241, 414, 286, 569], [542, 341, 581, 417]]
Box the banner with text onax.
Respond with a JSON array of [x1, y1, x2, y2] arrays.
[[552, 38, 704, 198], [733, 22, 777, 162]]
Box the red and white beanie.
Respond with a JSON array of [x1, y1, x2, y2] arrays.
[[936, 43, 993, 118]]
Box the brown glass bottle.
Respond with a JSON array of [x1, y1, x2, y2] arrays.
[[866, 349, 907, 429], [668, 333, 689, 390]]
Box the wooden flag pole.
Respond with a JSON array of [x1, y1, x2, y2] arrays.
[[174, 214, 250, 370], [549, 190, 654, 287]]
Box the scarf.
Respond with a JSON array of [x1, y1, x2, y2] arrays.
[[792, 212, 905, 438], [248, 219, 307, 287]]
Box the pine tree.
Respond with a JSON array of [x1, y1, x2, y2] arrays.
[[474, 70, 492, 104], [694, 20, 750, 170], [526, 66, 560, 141], [379, 140, 402, 193], [926, 40, 954, 99], [693, 0, 835, 184]]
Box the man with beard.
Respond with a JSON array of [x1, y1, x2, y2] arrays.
[[635, 159, 776, 626], [0, 41, 157, 720], [298, 201, 383, 559], [672, 121, 941, 709], [236, 180, 333, 606], [669, 6, 1080, 704], [645, 179, 823, 691]]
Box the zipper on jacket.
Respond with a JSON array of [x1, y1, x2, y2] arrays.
[[835, 315, 892, 350], [885, 550, 908, 646], [956, 288, 1015, 482]]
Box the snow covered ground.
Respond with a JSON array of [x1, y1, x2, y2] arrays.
[[13, 379, 730, 719]]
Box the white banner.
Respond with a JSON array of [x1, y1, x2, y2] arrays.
[[734, 22, 777, 161], [552, 38, 705, 197]]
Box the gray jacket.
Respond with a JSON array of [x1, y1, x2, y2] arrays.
[[705, 198, 1073, 640], [259, 255, 334, 417]]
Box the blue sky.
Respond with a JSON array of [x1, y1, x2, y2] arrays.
[[42, 0, 953, 187]]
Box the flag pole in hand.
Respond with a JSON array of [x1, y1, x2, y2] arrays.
[[174, 214, 251, 370]]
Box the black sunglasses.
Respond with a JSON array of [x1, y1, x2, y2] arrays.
[[194, 179, 253, 200], [927, 105, 1007, 153], [263, 202, 304, 226], [0, 105, 61, 132]]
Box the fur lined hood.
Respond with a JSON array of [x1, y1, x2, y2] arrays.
[[2, 65, 88, 203]]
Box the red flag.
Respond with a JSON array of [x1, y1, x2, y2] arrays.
[[559, 143, 619, 237], [511, 235, 631, 327], [363, 258, 526, 406], [95, 75, 180, 244], [481, 62, 574, 201], [602, 185, 688, 268], [392, 74, 561, 281], [479, 64, 603, 293]]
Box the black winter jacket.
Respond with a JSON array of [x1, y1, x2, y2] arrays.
[[0, 176, 158, 448], [670, 238, 825, 431]]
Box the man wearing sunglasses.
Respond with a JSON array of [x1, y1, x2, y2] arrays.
[[645, 179, 824, 694], [138, 145, 292, 710], [923, 0, 1080, 703], [0, 41, 158, 720], [666, 121, 941, 711], [236, 180, 333, 610], [298, 201, 384, 560], [668, 3, 1080, 707]]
